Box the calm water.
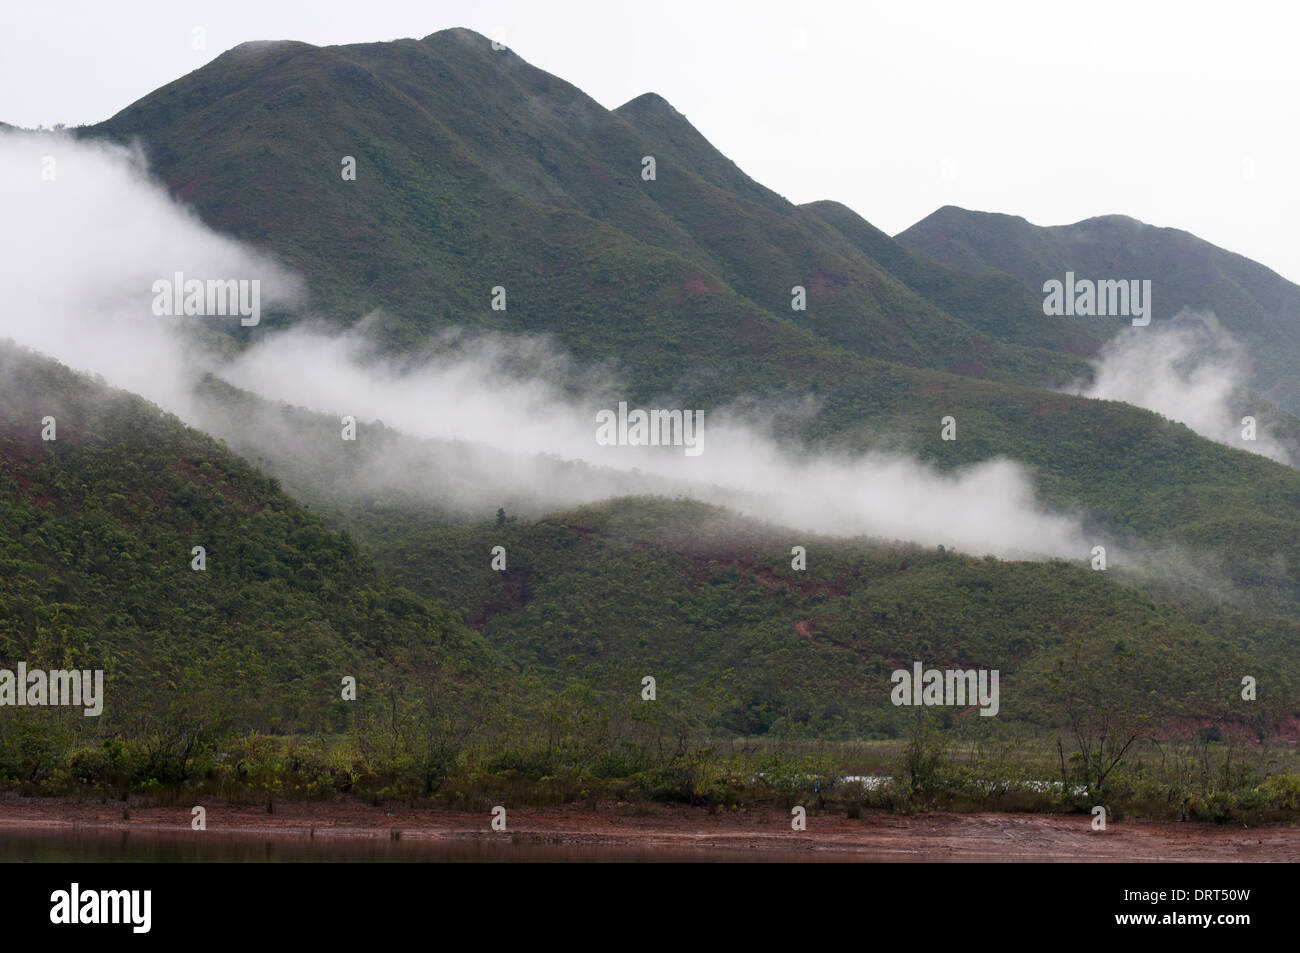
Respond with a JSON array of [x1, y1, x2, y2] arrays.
[[0, 827, 1011, 862]]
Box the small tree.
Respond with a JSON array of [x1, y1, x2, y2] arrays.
[[1051, 642, 1151, 803], [898, 710, 947, 803]]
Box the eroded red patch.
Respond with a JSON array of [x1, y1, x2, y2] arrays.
[[684, 274, 712, 295]]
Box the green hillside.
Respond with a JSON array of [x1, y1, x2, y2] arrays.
[[0, 342, 526, 796], [2, 345, 1298, 816], [176, 357, 1300, 626], [364, 496, 1295, 737], [804, 199, 1101, 359]]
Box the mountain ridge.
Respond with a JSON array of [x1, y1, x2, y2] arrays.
[[89, 27, 1091, 390], [898, 205, 1300, 413]]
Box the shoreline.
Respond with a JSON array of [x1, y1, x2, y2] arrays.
[[1, 798, 1296, 861]]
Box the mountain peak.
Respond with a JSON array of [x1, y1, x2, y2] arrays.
[[617, 91, 683, 117], [420, 26, 516, 56], [1069, 212, 1148, 231], [421, 26, 487, 44], [223, 39, 317, 59], [927, 205, 1031, 227]]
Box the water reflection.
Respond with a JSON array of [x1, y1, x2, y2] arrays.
[[0, 827, 1014, 863]]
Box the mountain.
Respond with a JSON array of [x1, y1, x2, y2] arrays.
[[804, 200, 1102, 359], [88, 29, 1089, 393], [187, 368, 1300, 626], [897, 206, 1300, 414], [4, 345, 1294, 755], [7, 27, 1297, 812], [76, 27, 1300, 625]]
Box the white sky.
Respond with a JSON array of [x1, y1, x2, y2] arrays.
[[5, 0, 1299, 282]]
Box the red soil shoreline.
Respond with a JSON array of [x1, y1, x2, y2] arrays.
[[1, 798, 1295, 861]]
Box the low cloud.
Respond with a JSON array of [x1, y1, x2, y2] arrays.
[[1068, 311, 1293, 465], [1, 130, 1093, 559]]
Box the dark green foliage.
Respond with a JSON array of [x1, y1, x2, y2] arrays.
[[0, 342, 518, 792], [337, 494, 1298, 746]]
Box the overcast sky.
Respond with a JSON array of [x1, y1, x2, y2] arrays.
[[5, 0, 1298, 282]]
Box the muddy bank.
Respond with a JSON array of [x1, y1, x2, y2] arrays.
[[0, 798, 1295, 861]]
